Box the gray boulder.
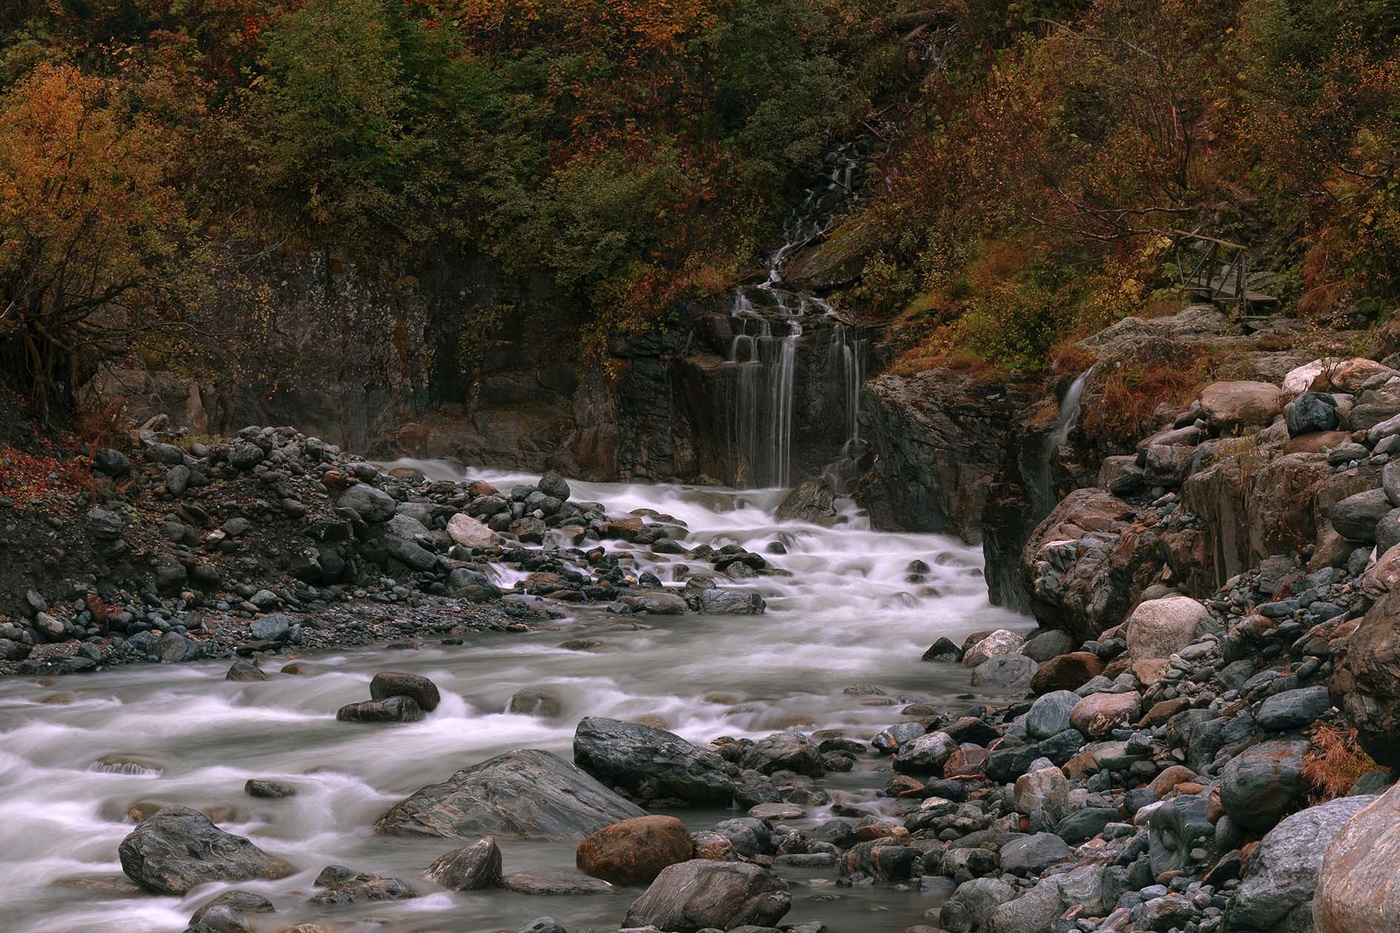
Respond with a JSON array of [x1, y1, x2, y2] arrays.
[[573, 717, 735, 806], [339, 484, 396, 523], [1332, 488, 1392, 542], [739, 731, 824, 777], [622, 860, 790, 933], [1314, 783, 1400, 932], [370, 671, 442, 712], [940, 877, 1018, 933], [118, 806, 293, 895], [971, 653, 1037, 689], [427, 836, 503, 890], [1227, 795, 1378, 932], [1256, 686, 1332, 731], [375, 748, 644, 840], [1219, 739, 1309, 832], [1000, 832, 1071, 876], [336, 696, 424, 723], [1025, 690, 1081, 741]]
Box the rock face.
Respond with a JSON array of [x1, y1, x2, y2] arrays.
[[1331, 588, 1400, 767], [575, 815, 695, 885], [622, 859, 791, 933], [1314, 783, 1400, 933], [573, 717, 735, 806], [118, 806, 294, 895], [374, 749, 645, 840], [858, 369, 1022, 541], [1227, 795, 1378, 933]]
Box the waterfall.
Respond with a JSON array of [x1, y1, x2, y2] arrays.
[[1029, 367, 1093, 516]]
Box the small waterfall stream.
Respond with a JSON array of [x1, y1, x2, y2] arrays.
[[1028, 367, 1093, 517]]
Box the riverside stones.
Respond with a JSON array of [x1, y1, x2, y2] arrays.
[[338, 484, 397, 523], [118, 806, 294, 895], [962, 629, 1025, 667], [1227, 795, 1378, 933], [1126, 596, 1212, 682], [575, 815, 695, 885], [375, 748, 645, 840], [573, 717, 735, 806], [1218, 739, 1309, 832], [369, 671, 441, 712], [622, 860, 791, 933], [446, 513, 496, 549], [739, 731, 824, 777], [1025, 690, 1080, 740], [1331, 489, 1392, 541], [336, 696, 424, 723]]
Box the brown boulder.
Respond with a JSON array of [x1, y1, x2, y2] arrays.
[[1030, 652, 1105, 694], [1331, 588, 1400, 767], [1284, 430, 1352, 455], [1314, 783, 1400, 932], [1070, 692, 1143, 739], [576, 816, 695, 886], [1199, 381, 1283, 431]]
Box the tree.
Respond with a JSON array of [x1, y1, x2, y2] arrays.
[[0, 63, 187, 416]]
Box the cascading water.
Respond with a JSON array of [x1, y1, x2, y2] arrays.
[[714, 143, 874, 489], [1028, 367, 1094, 517], [0, 466, 1027, 933]]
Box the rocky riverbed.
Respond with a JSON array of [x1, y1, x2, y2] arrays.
[[8, 346, 1400, 933]]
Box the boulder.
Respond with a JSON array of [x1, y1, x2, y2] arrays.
[[1331, 588, 1400, 767], [696, 588, 767, 615], [1288, 392, 1342, 436], [1331, 489, 1392, 542], [1200, 381, 1283, 431], [308, 865, 417, 905], [446, 513, 497, 549], [1228, 795, 1378, 933], [970, 653, 1037, 689], [118, 806, 294, 895], [739, 732, 823, 778], [1256, 686, 1331, 732], [1022, 629, 1075, 662], [427, 836, 503, 890], [1000, 832, 1072, 876], [338, 484, 396, 523], [939, 877, 1018, 933], [1126, 596, 1212, 681], [622, 860, 791, 933], [573, 717, 735, 806], [1030, 652, 1105, 694], [1218, 739, 1309, 832], [576, 815, 695, 885], [1013, 765, 1069, 831], [375, 748, 645, 840], [369, 671, 441, 712], [336, 696, 424, 723], [1069, 691, 1142, 739], [502, 869, 612, 895], [1314, 783, 1400, 932], [774, 478, 839, 526], [1025, 691, 1081, 741], [962, 629, 1026, 667], [892, 731, 957, 775]]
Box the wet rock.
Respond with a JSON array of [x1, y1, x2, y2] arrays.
[[1219, 739, 1309, 832], [503, 869, 612, 895], [338, 484, 396, 523], [118, 805, 294, 895], [839, 839, 915, 881], [775, 478, 839, 526], [512, 920, 568, 933], [962, 629, 1026, 667], [427, 836, 503, 890], [921, 637, 963, 663], [892, 732, 957, 775], [186, 905, 251, 933], [622, 860, 791, 933], [573, 717, 735, 806], [509, 687, 563, 718], [696, 588, 767, 615], [1228, 795, 1378, 932], [1288, 392, 1341, 436], [1030, 651, 1105, 694], [370, 671, 441, 712], [576, 815, 695, 886], [336, 696, 424, 723], [622, 591, 690, 615], [740, 731, 823, 777], [376, 748, 645, 840], [308, 864, 416, 905], [1256, 685, 1331, 731], [244, 780, 296, 799], [1314, 783, 1400, 932], [188, 891, 275, 930]]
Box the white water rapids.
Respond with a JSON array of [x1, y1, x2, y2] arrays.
[[0, 469, 1028, 933]]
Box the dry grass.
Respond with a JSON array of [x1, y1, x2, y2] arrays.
[[1301, 722, 1379, 804], [1080, 356, 1210, 447]]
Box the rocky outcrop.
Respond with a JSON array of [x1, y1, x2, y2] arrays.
[[374, 749, 645, 840], [1331, 588, 1400, 767]]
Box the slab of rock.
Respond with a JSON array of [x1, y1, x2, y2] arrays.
[[576, 815, 694, 886], [375, 748, 645, 840], [971, 653, 1037, 689], [1218, 739, 1309, 832], [892, 731, 957, 775], [1200, 381, 1283, 431], [1314, 783, 1400, 932], [940, 877, 1018, 933], [336, 696, 424, 723], [1228, 795, 1378, 933], [118, 806, 294, 895], [427, 836, 502, 890], [369, 671, 441, 712], [573, 717, 735, 806], [503, 870, 612, 895], [1025, 691, 1081, 741], [1000, 832, 1071, 876], [1256, 685, 1331, 731], [622, 860, 791, 933]]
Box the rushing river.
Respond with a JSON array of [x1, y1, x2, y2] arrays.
[[0, 469, 1027, 933]]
